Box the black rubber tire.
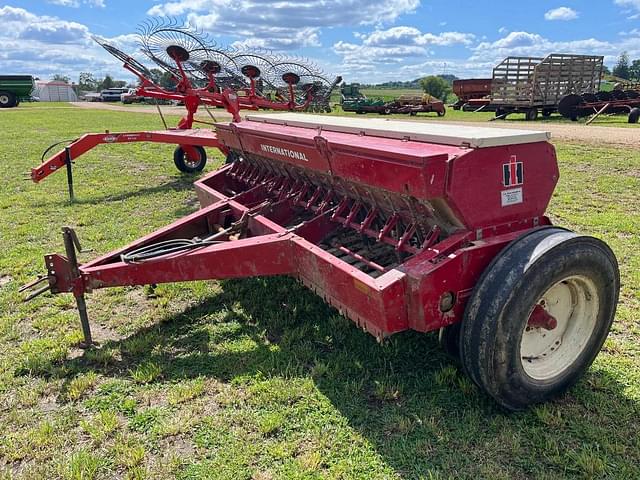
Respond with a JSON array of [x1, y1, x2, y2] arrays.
[[525, 108, 539, 121], [0, 91, 17, 108], [439, 322, 462, 360], [225, 151, 239, 165], [611, 90, 627, 100], [495, 108, 508, 119], [628, 108, 640, 124], [173, 146, 207, 173], [437, 107, 446, 117], [459, 227, 619, 411], [542, 109, 553, 118], [558, 94, 583, 120]]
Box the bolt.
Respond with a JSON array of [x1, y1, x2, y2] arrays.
[[439, 291, 455, 312]]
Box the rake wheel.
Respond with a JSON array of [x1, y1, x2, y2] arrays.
[[138, 19, 210, 78]]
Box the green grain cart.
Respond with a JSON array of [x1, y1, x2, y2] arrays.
[[0, 75, 35, 108]]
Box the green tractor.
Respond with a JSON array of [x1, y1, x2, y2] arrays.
[[0, 75, 35, 108], [340, 83, 392, 114]]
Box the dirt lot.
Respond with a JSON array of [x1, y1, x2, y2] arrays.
[[427, 119, 640, 148], [69, 101, 640, 148]]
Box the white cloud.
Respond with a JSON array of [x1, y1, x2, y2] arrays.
[[615, 0, 640, 11], [544, 7, 579, 21], [0, 6, 137, 81], [471, 31, 640, 67], [615, 0, 640, 18], [362, 27, 475, 47], [331, 27, 476, 82], [0, 6, 90, 44], [147, 0, 420, 50], [47, 0, 105, 7]]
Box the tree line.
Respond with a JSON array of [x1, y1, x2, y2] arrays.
[[612, 52, 640, 81], [49, 69, 176, 92]]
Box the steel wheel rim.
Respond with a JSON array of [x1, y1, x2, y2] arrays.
[[183, 150, 202, 169], [0, 95, 8, 104], [520, 275, 600, 381]]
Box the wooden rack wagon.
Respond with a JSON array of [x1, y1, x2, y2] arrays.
[[489, 54, 603, 120]]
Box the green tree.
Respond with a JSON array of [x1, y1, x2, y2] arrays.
[[51, 74, 71, 83], [419, 75, 450, 101], [629, 59, 640, 81], [145, 68, 176, 89], [612, 52, 630, 80], [78, 72, 98, 91], [99, 75, 114, 90]]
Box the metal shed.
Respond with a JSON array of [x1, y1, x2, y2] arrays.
[[34, 81, 78, 102]]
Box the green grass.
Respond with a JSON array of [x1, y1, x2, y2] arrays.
[[0, 105, 638, 479]]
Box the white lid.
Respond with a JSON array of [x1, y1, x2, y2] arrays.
[[246, 113, 551, 148]]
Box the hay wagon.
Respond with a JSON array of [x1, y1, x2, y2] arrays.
[[490, 54, 603, 120]]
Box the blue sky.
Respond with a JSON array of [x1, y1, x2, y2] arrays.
[[1, 1, 639, 84]]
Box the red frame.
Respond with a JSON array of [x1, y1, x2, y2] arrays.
[[42, 118, 559, 339]]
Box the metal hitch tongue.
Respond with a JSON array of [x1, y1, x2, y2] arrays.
[[61, 227, 93, 348], [21, 227, 94, 348]]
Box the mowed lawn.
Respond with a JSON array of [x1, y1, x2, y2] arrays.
[[0, 104, 638, 479]]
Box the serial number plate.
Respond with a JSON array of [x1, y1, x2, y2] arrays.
[[501, 187, 523, 207]]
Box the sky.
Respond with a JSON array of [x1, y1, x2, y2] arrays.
[[1, 0, 639, 84]]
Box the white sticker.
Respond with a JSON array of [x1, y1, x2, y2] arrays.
[[501, 187, 523, 207]]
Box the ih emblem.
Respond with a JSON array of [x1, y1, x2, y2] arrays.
[[503, 155, 523, 187]]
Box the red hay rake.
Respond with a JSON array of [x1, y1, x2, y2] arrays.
[[29, 19, 341, 197]]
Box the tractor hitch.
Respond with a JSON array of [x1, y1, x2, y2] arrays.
[[18, 275, 53, 301], [21, 227, 94, 348]]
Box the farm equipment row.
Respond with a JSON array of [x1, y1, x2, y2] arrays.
[[24, 110, 620, 411], [340, 84, 446, 116], [557, 87, 640, 123], [455, 54, 605, 120]]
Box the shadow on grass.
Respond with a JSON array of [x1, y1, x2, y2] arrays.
[[45, 176, 200, 208], [29, 276, 640, 477]]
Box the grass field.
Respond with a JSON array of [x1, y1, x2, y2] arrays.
[[0, 105, 639, 479]]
